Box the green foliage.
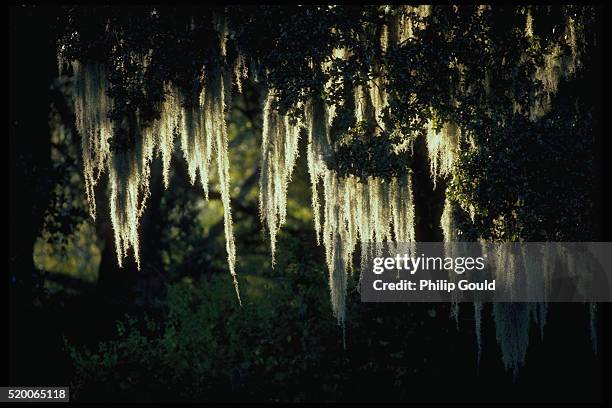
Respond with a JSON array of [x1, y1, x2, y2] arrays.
[[65, 233, 462, 402], [447, 92, 595, 241], [332, 121, 412, 180], [66, 236, 344, 402], [56, 6, 599, 234]]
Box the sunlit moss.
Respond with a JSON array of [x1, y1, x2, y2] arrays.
[[233, 53, 249, 94], [259, 89, 303, 264], [68, 61, 240, 301], [426, 120, 460, 188], [321, 172, 415, 324], [305, 98, 333, 244], [530, 16, 581, 120], [71, 62, 113, 220]]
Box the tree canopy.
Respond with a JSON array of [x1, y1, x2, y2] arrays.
[[52, 5, 601, 374]]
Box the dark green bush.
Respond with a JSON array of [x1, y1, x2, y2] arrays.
[[66, 236, 349, 402]]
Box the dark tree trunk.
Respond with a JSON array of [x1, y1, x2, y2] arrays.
[[94, 175, 138, 301], [411, 131, 446, 242], [95, 161, 166, 306]]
